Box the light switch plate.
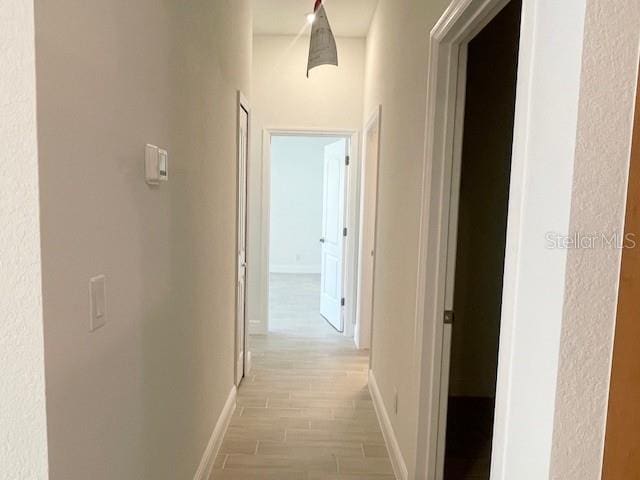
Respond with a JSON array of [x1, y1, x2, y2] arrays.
[[89, 275, 107, 332], [145, 144, 160, 185]]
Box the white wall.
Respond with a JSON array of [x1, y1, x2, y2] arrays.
[[270, 136, 340, 274], [0, 2, 49, 478], [34, 1, 251, 479], [249, 35, 365, 333], [362, 0, 451, 475], [550, 0, 640, 478]]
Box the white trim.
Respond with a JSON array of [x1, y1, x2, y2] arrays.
[[238, 91, 250, 113], [193, 385, 237, 480], [256, 128, 272, 337], [414, 0, 589, 479], [355, 106, 382, 352], [269, 265, 321, 274], [369, 370, 408, 480], [235, 90, 251, 386], [258, 127, 361, 338], [413, 3, 503, 475], [343, 132, 363, 340], [433, 43, 468, 479]]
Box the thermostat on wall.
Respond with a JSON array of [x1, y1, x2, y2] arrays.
[[145, 144, 168, 185]]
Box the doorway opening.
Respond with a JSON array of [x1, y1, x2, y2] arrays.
[[256, 129, 360, 344], [263, 133, 357, 337], [441, 1, 522, 478]]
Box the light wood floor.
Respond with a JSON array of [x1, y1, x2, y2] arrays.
[[211, 274, 394, 480]]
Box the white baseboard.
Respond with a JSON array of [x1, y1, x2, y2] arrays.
[[368, 370, 408, 480], [193, 385, 237, 480], [269, 265, 321, 274]]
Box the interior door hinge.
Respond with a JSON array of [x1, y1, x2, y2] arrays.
[[345, 155, 350, 166], [341, 298, 346, 307], [343, 227, 348, 237], [444, 310, 455, 325]]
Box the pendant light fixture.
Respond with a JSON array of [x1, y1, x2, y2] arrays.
[[307, 0, 338, 77]]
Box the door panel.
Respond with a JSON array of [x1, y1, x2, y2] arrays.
[[236, 104, 249, 386], [356, 108, 381, 350], [435, 46, 468, 479], [320, 139, 347, 331]]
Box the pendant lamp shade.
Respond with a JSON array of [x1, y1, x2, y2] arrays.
[[307, 0, 338, 77]]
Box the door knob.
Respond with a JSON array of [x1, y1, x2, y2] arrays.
[[320, 238, 326, 243]]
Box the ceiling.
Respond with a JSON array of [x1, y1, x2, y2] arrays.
[[252, 0, 379, 37]]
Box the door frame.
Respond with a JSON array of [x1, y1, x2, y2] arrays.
[[410, 0, 592, 477], [413, 0, 518, 477], [433, 43, 468, 479], [355, 106, 382, 351], [235, 91, 251, 387], [259, 128, 360, 339]]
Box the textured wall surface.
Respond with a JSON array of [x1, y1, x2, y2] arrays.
[[0, 2, 49, 479], [35, 1, 251, 478], [551, 0, 640, 478]]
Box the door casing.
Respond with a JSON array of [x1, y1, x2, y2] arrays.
[[258, 128, 361, 339], [355, 106, 382, 352], [414, 0, 521, 478], [414, 0, 591, 478], [235, 91, 250, 387], [414, 2, 514, 476]]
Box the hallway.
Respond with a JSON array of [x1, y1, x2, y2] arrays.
[[211, 274, 394, 479]]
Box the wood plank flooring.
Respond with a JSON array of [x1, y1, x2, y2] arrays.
[[211, 274, 394, 480]]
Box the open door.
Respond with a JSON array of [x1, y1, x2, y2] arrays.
[[436, 2, 521, 477], [236, 94, 249, 386], [320, 138, 348, 332]]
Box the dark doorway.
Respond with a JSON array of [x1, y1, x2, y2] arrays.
[[443, 1, 522, 478]]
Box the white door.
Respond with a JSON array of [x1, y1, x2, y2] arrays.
[[236, 101, 249, 386], [434, 47, 467, 479], [356, 108, 381, 349], [320, 138, 347, 332]]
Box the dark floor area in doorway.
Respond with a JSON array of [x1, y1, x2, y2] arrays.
[[444, 397, 495, 479]]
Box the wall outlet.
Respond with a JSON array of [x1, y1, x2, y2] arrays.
[[394, 388, 399, 415]]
